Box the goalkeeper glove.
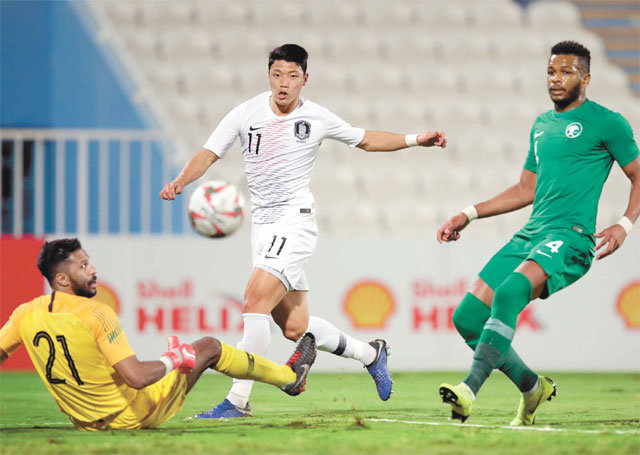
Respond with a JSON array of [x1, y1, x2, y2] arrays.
[[160, 336, 196, 374]]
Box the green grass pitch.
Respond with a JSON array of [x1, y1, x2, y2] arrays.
[[0, 370, 638, 455]]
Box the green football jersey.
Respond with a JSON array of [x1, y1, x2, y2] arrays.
[[520, 99, 638, 238]]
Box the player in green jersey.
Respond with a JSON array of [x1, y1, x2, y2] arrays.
[[436, 40, 640, 425]]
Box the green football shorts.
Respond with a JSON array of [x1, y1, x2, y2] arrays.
[[478, 229, 595, 299]]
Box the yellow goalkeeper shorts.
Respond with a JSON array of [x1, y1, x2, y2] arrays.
[[70, 370, 188, 431]]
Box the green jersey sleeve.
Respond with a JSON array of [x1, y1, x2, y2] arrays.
[[523, 124, 537, 173], [603, 113, 639, 168]]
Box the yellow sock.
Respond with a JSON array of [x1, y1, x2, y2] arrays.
[[214, 341, 296, 388]]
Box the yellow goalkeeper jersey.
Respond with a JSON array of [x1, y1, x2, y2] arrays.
[[0, 291, 137, 422]]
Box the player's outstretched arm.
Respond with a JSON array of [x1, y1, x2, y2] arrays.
[[437, 169, 536, 243], [357, 130, 446, 152], [159, 149, 220, 200], [595, 157, 640, 260], [113, 337, 196, 389], [0, 349, 7, 366]]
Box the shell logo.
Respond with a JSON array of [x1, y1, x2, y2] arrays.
[[616, 281, 640, 329], [94, 282, 121, 314], [343, 280, 395, 329]]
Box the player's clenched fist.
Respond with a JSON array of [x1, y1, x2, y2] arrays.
[[161, 336, 196, 374], [437, 212, 470, 243], [159, 180, 184, 201], [418, 131, 447, 148]]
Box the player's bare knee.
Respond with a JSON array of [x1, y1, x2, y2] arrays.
[[282, 324, 305, 341], [193, 337, 222, 368], [243, 292, 267, 313]]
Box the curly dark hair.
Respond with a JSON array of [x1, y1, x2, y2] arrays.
[[37, 238, 82, 283], [550, 40, 591, 73], [268, 43, 308, 74]]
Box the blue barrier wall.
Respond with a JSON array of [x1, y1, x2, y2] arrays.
[[0, 0, 148, 128]]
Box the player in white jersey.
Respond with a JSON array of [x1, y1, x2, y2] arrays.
[[160, 44, 447, 418]]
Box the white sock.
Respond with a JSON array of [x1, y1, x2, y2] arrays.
[[524, 377, 540, 395], [306, 316, 377, 366], [226, 313, 271, 408]]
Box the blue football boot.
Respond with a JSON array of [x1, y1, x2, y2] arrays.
[[195, 399, 251, 419], [366, 339, 393, 401]]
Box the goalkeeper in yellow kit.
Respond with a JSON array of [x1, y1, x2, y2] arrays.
[[0, 238, 316, 430]]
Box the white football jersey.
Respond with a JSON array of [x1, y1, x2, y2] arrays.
[[203, 92, 365, 223]]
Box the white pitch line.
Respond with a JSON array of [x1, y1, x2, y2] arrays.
[[368, 418, 640, 435]]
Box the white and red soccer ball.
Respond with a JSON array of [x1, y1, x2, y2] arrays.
[[187, 180, 245, 238]]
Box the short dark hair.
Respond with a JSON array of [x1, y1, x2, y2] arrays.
[[268, 44, 308, 74], [550, 40, 591, 73], [37, 238, 82, 283]]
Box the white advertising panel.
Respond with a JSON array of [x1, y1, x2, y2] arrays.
[[80, 233, 640, 372]]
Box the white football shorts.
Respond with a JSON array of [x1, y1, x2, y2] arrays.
[[251, 215, 318, 292]]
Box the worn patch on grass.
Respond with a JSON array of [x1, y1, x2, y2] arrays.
[[285, 420, 313, 429], [350, 417, 368, 429]]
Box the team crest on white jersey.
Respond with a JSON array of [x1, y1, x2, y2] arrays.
[[565, 122, 582, 139], [294, 120, 311, 141]]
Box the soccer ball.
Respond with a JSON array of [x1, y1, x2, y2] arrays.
[[187, 180, 245, 238]]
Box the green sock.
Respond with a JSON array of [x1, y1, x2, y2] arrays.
[[499, 349, 538, 393], [463, 273, 532, 395], [453, 293, 538, 393]]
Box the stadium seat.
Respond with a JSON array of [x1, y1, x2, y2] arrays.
[[158, 30, 218, 63], [407, 65, 465, 95], [219, 31, 277, 62], [145, 66, 181, 93], [252, 1, 312, 25], [431, 99, 487, 131], [309, 66, 355, 93], [527, 1, 583, 29], [102, 1, 140, 28], [379, 30, 440, 60], [484, 98, 545, 131], [383, 198, 443, 235], [181, 64, 240, 95], [122, 31, 160, 61], [414, 3, 471, 28], [588, 65, 632, 101], [467, 1, 524, 28], [438, 33, 494, 62], [137, 1, 195, 28], [311, 2, 366, 28], [194, 2, 253, 26], [362, 1, 419, 27], [486, 31, 548, 61], [458, 64, 518, 95], [353, 67, 412, 94]]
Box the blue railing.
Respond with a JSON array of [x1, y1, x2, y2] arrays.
[[0, 128, 190, 236]]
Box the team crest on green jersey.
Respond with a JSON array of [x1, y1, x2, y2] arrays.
[[565, 122, 583, 138]]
